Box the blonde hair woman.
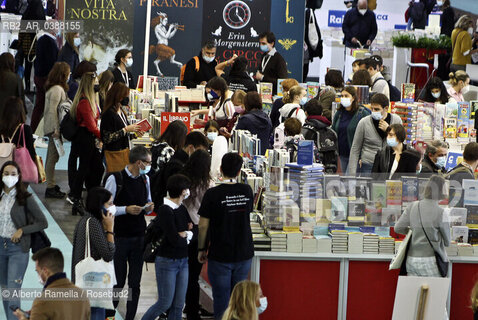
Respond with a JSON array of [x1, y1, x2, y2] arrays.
[[69, 72, 104, 216], [270, 78, 299, 128], [451, 15, 478, 72], [279, 85, 307, 124], [447, 70, 470, 102], [222, 281, 267, 320]]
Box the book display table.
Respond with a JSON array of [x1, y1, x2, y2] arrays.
[[251, 252, 478, 320]]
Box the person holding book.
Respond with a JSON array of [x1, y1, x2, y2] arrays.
[[198, 153, 254, 320], [447, 70, 470, 102], [420, 140, 449, 178], [395, 175, 450, 279], [348, 93, 402, 176], [447, 142, 478, 207], [101, 82, 145, 173], [371, 124, 409, 180], [418, 77, 455, 104], [332, 86, 371, 173], [235, 91, 272, 155]]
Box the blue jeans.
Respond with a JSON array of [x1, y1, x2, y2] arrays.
[[91, 307, 105, 320], [142, 256, 189, 320], [207, 259, 252, 320], [0, 237, 29, 320], [358, 161, 373, 177]]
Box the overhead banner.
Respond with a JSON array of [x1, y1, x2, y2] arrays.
[[133, 0, 203, 79], [201, 0, 271, 71], [65, 0, 135, 72]]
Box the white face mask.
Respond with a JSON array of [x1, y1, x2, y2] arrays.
[[203, 55, 215, 63], [2, 175, 18, 188], [38, 272, 45, 285], [431, 91, 441, 99], [183, 189, 190, 200], [371, 111, 382, 120], [125, 58, 133, 67], [341, 97, 352, 108], [462, 85, 470, 94], [257, 297, 268, 314], [437, 0, 443, 5], [436, 156, 447, 168], [468, 27, 474, 36], [207, 132, 218, 141], [359, 9, 367, 15], [73, 37, 81, 47], [106, 205, 117, 216]]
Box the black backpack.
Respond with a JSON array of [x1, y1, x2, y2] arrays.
[[59, 111, 78, 141], [302, 122, 338, 173], [143, 216, 164, 263], [372, 77, 401, 102]]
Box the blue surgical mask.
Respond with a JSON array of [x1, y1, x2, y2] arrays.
[[371, 111, 382, 120], [416, 163, 422, 174], [436, 156, 447, 168], [207, 90, 219, 101], [207, 132, 218, 141], [431, 91, 441, 99], [74, 37, 81, 47], [387, 137, 398, 148], [140, 163, 151, 175], [300, 97, 308, 105], [257, 297, 268, 314], [260, 44, 269, 52]]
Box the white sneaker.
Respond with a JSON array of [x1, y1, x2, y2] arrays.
[[34, 137, 48, 148]]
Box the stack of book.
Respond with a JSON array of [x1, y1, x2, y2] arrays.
[[458, 243, 474, 256], [391, 103, 418, 144], [269, 231, 287, 252], [348, 232, 364, 254], [379, 237, 395, 254], [286, 232, 303, 253], [317, 236, 332, 253], [473, 245, 478, 256], [250, 221, 264, 235], [445, 242, 458, 256], [331, 230, 348, 253], [395, 240, 402, 254], [252, 234, 271, 251], [363, 233, 380, 254], [262, 190, 296, 230], [302, 236, 318, 253], [286, 163, 324, 226]]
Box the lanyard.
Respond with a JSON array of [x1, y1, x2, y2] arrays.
[[261, 55, 272, 73], [118, 110, 128, 127], [121, 71, 129, 87]]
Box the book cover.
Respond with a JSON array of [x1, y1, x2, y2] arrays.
[[401, 83, 415, 103], [371, 182, 387, 209], [458, 102, 471, 120], [386, 180, 402, 207], [465, 205, 478, 226], [457, 119, 469, 139], [365, 200, 382, 226], [297, 140, 314, 166], [348, 201, 366, 226], [450, 208, 468, 226], [307, 82, 320, 100], [471, 101, 478, 120], [463, 179, 478, 206], [330, 197, 348, 222], [445, 102, 458, 118], [381, 207, 400, 227], [401, 176, 418, 202], [452, 226, 469, 243], [434, 104, 446, 140], [137, 118, 152, 132], [259, 82, 273, 104], [444, 118, 457, 139], [324, 175, 346, 198], [277, 79, 286, 97], [469, 229, 478, 245]]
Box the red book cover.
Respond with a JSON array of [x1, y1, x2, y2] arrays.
[[137, 119, 152, 132]]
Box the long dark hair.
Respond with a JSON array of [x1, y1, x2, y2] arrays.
[[391, 149, 422, 180], [421, 77, 450, 104], [0, 161, 31, 206], [158, 120, 188, 151], [45, 62, 70, 92], [103, 82, 129, 114], [181, 149, 211, 197], [0, 97, 26, 138], [85, 187, 112, 221], [207, 76, 229, 106], [0, 53, 15, 86]]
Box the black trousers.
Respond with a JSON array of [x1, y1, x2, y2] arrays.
[[67, 136, 80, 191], [70, 127, 104, 198], [111, 236, 144, 320], [185, 233, 203, 319]]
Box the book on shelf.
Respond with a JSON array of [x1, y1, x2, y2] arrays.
[[277, 79, 286, 97], [444, 117, 457, 139], [463, 179, 478, 206], [469, 229, 478, 245], [401, 176, 418, 202], [449, 207, 467, 226], [330, 197, 348, 222], [307, 82, 320, 101], [471, 101, 478, 120], [458, 101, 470, 120], [371, 182, 387, 209], [386, 180, 402, 207], [457, 118, 469, 139], [259, 82, 273, 104], [381, 207, 400, 227], [465, 205, 478, 226], [445, 102, 458, 118], [452, 226, 469, 243], [401, 83, 415, 103]]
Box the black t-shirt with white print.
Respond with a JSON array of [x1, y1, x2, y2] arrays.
[[198, 183, 254, 263]]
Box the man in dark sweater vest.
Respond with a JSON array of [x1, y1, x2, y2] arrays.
[[104, 146, 154, 320], [448, 142, 478, 207], [31, 28, 59, 132], [183, 40, 217, 88], [255, 31, 288, 95]]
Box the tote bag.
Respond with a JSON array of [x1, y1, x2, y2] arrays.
[[14, 124, 38, 183], [389, 229, 412, 270], [75, 218, 116, 309], [104, 148, 130, 173]]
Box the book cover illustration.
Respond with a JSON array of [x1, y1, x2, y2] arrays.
[[307, 82, 320, 100], [471, 101, 478, 120], [355, 178, 371, 201], [401, 83, 415, 103], [458, 102, 471, 120], [445, 102, 458, 118], [465, 205, 478, 226], [381, 207, 400, 227], [371, 183, 386, 210], [259, 82, 273, 104], [463, 179, 478, 206], [401, 176, 418, 202], [444, 118, 457, 139], [457, 119, 469, 139], [452, 226, 469, 243], [330, 197, 348, 222], [277, 79, 286, 97], [386, 180, 403, 207]]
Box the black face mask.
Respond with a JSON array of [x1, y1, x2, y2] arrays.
[[94, 84, 100, 93], [120, 97, 130, 106]]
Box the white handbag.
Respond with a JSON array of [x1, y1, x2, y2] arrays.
[[75, 218, 116, 309], [389, 229, 412, 270], [307, 9, 319, 50]]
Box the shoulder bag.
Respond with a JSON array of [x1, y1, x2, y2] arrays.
[[14, 124, 38, 183], [417, 202, 449, 277], [0, 124, 20, 168], [74, 218, 116, 309]]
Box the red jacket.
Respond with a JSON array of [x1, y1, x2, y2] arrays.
[[76, 97, 100, 139]]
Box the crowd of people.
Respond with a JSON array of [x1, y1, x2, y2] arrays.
[[1, 0, 478, 319]]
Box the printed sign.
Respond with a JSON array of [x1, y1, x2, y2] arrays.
[[160, 112, 191, 135], [328, 10, 346, 28]]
